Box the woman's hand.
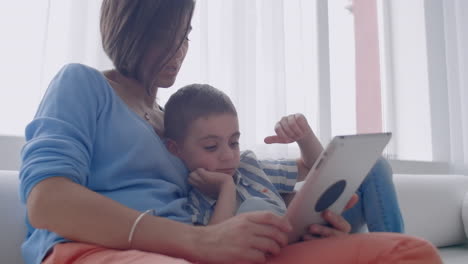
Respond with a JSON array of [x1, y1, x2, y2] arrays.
[[188, 168, 233, 199], [302, 194, 359, 240], [194, 212, 292, 264]]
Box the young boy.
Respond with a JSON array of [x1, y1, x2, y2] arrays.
[[164, 83, 323, 225]]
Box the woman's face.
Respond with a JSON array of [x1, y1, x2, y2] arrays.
[[141, 16, 192, 89], [156, 35, 190, 88]]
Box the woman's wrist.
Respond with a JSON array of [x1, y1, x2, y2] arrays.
[[128, 215, 203, 261], [183, 225, 210, 262]]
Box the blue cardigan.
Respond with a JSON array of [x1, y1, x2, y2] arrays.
[[19, 63, 191, 264]]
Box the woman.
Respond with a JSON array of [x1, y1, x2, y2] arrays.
[[20, 1, 440, 263]]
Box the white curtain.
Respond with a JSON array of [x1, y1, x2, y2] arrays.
[[2, 0, 466, 172], [166, 0, 320, 158], [446, 0, 468, 173], [382, 0, 468, 173], [0, 0, 321, 159], [0, 0, 112, 136]]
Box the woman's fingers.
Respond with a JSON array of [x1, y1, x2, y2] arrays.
[[199, 213, 290, 263], [305, 211, 351, 239], [250, 236, 282, 256], [306, 224, 347, 239], [344, 194, 359, 210], [322, 210, 351, 233], [246, 212, 292, 233], [248, 221, 289, 248]]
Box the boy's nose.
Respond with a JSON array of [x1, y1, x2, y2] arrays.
[[219, 148, 234, 161]]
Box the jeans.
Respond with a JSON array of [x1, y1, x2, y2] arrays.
[[236, 157, 404, 233], [342, 157, 405, 233]]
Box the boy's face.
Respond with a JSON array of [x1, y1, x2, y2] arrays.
[[174, 113, 241, 176]]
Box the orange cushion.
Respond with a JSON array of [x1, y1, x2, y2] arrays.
[[43, 233, 442, 264], [268, 233, 442, 264]]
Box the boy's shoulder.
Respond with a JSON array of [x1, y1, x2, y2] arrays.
[[240, 150, 262, 165], [240, 149, 256, 159], [239, 150, 260, 168]]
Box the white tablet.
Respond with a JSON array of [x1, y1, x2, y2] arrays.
[[286, 132, 392, 243]]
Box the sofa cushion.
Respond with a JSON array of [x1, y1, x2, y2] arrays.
[[0, 135, 25, 171], [463, 192, 468, 240], [394, 174, 468, 247], [0, 170, 26, 264]]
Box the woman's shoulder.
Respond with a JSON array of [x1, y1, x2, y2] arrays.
[[56, 63, 105, 83], [47, 63, 111, 99]]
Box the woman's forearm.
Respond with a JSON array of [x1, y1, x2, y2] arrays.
[[27, 176, 200, 259]]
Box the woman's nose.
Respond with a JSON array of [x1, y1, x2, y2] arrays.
[[174, 42, 187, 61]]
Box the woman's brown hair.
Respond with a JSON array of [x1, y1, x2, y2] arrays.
[[100, 0, 195, 81]]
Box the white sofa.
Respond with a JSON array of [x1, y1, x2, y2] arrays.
[[1, 170, 468, 263], [1, 135, 467, 263]]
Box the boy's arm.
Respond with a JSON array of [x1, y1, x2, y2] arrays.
[[296, 128, 323, 182], [188, 168, 238, 225], [264, 113, 323, 183], [208, 180, 237, 225]]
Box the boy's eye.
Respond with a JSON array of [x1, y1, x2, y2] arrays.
[[203, 145, 217, 151], [230, 141, 239, 148]]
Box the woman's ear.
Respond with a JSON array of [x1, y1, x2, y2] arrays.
[[165, 139, 180, 156]]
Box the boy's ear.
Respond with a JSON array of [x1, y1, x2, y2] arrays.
[[165, 139, 180, 156]]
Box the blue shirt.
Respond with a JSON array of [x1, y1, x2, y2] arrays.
[[19, 64, 192, 264], [188, 150, 298, 225]]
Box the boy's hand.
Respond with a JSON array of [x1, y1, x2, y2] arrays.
[[264, 113, 313, 144], [188, 168, 234, 199]]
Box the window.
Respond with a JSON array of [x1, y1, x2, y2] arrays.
[[377, 0, 468, 174], [1, 0, 466, 174]]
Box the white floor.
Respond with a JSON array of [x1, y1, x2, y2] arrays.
[[438, 243, 468, 264]]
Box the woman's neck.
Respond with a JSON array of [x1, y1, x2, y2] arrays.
[[105, 69, 158, 108]]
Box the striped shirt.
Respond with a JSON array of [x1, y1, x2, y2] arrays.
[[187, 150, 298, 225]]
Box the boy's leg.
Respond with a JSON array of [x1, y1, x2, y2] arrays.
[[268, 233, 442, 264], [343, 157, 405, 233]]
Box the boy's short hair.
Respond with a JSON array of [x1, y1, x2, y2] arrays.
[[164, 84, 237, 141]]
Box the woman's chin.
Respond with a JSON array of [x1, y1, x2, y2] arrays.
[[156, 78, 177, 88]]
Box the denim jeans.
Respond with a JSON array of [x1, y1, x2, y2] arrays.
[[342, 157, 405, 233], [236, 157, 404, 233]]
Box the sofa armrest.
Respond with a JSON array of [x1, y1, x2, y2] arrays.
[[0, 170, 26, 264], [394, 174, 468, 247], [463, 192, 468, 241]]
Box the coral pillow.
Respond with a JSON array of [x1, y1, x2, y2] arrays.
[[268, 233, 441, 264]]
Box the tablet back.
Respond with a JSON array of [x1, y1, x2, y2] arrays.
[[286, 132, 392, 243]]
